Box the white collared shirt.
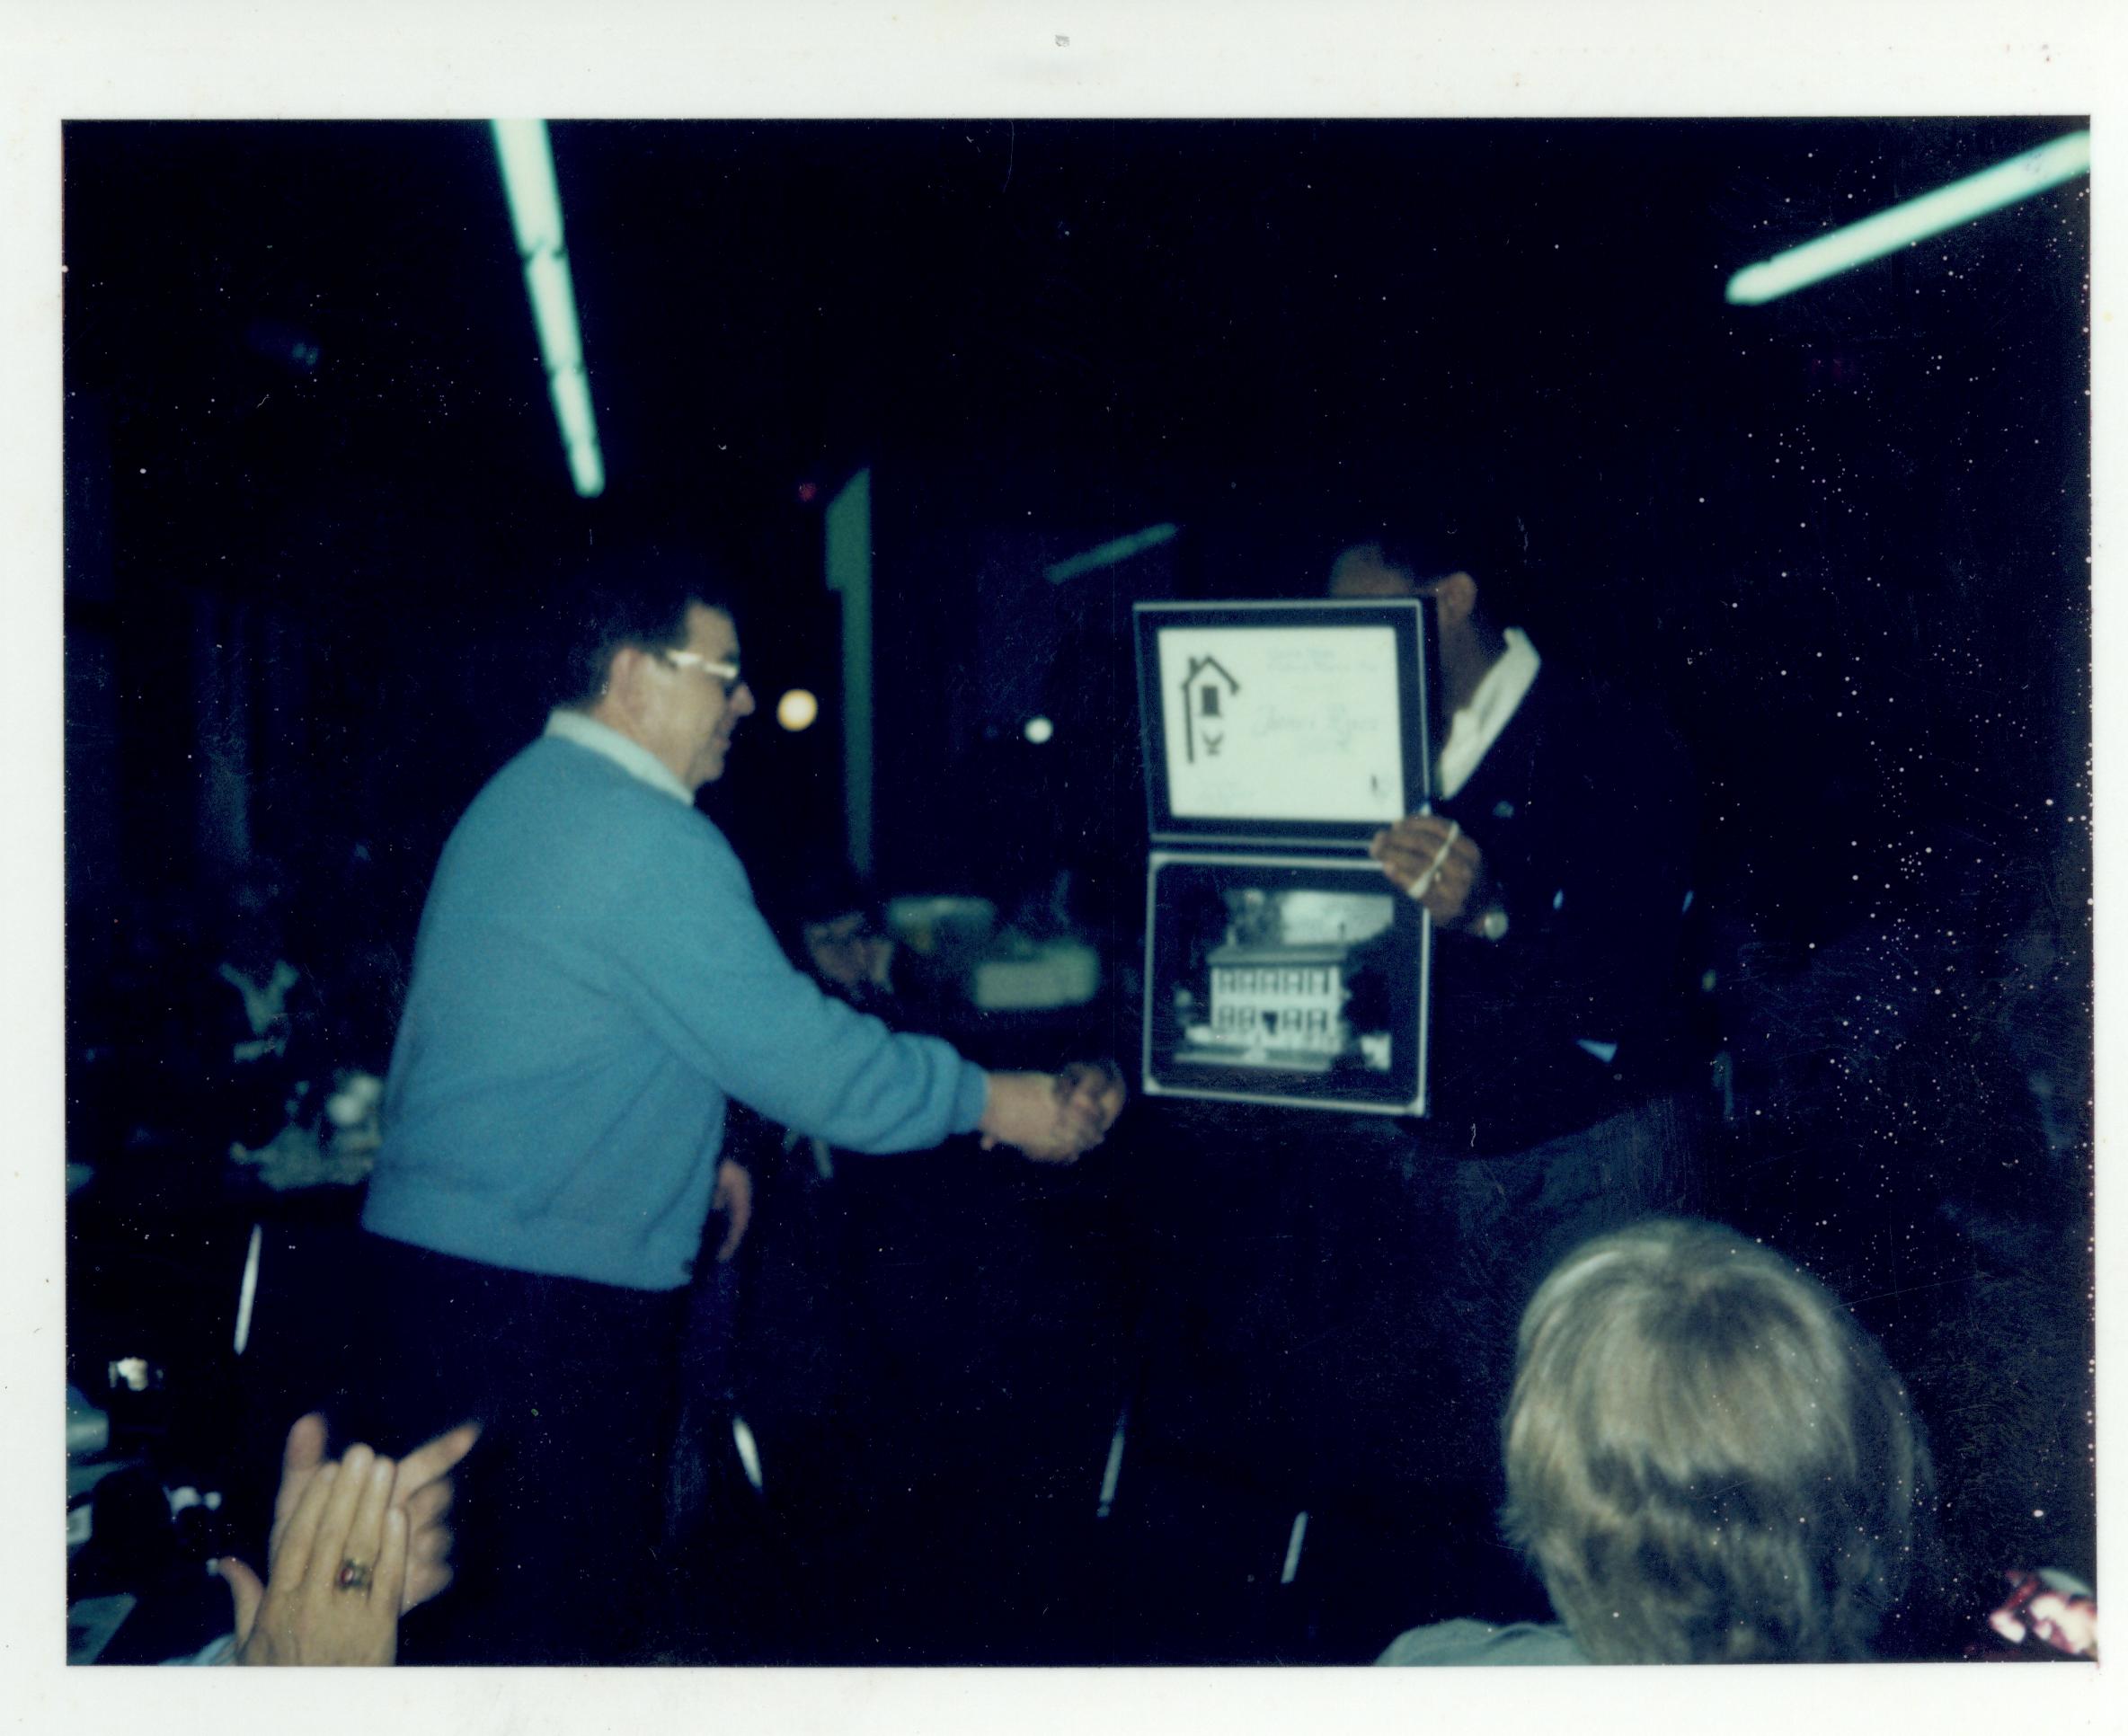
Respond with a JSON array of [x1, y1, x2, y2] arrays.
[[544, 708, 695, 805], [1437, 626, 1541, 800]]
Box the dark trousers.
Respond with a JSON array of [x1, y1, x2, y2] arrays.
[[341, 1233, 687, 1665], [1438, 1092, 1708, 1473]]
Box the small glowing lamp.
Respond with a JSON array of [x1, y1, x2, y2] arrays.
[[777, 689, 820, 732]]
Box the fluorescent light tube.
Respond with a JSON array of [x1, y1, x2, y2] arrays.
[[565, 438, 606, 499], [1045, 521, 1179, 584], [1726, 130, 2089, 306], [523, 251, 585, 376], [492, 120, 566, 257], [492, 120, 606, 497], [548, 366, 597, 451]]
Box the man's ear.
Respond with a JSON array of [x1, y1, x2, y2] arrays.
[[599, 645, 648, 714], [1433, 571, 1479, 629]]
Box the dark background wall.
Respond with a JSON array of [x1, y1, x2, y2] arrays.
[[65, 119, 2090, 950]]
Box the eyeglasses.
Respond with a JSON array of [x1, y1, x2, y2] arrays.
[[661, 651, 745, 697]]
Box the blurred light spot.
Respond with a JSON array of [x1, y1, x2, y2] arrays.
[[1024, 715, 1055, 744], [1281, 1510, 1308, 1584], [777, 688, 819, 732], [1097, 1406, 1128, 1519], [731, 1415, 764, 1493]]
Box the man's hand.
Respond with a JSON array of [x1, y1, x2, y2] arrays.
[[978, 1065, 1127, 1164], [1370, 814, 1487, 929], [223, 1443, 410, 1666], [711, 1157, 753, 1263], [259, 1413, 477, 1615], [1056, 1060, 1127, 1147]]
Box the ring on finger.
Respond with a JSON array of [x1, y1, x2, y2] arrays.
[[1406, 821, 1462, 900], [335, 1557, 375, 1594]]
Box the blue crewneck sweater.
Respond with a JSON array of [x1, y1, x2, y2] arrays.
[[362, 733, 989, 1290]]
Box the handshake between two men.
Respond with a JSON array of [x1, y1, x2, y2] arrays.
[[978, 1059, 1130, 1164]]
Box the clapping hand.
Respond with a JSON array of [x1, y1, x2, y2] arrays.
[[221, 1441, 408, 1666], [217, 1411, 479, 1662], [257, 1413, 478, 1611]]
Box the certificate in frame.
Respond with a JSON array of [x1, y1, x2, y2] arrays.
[[1133, 598, 1433, 851]]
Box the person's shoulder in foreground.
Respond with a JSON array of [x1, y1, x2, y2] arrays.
[[1378, 1617, 1589, 1666]]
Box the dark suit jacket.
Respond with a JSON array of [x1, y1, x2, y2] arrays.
[[1420, 662, 1701, 1155]]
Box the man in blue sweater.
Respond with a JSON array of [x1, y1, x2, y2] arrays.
[[351, 551, 1122, 1662]]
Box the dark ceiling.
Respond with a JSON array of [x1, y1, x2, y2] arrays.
[[61, 117, 2093, 941], [65, 116, 2087, 580]]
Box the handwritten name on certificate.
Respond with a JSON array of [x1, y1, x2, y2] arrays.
[[1157, 624, 1405, 823]]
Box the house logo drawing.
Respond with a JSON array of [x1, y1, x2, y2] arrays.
[[1180, 655, 1241, 764]]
